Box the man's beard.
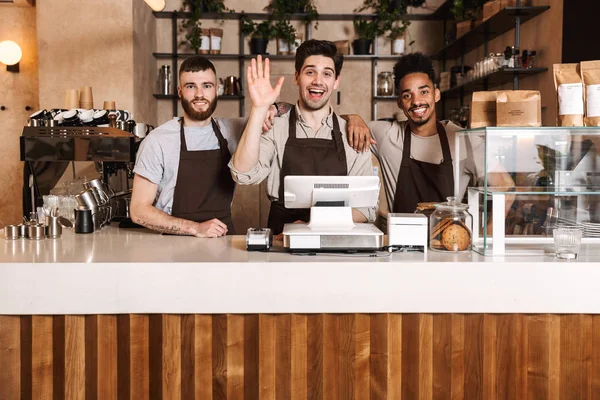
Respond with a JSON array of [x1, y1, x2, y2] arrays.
[[406, 104, 431, 126], [181, 96, 218, 121]]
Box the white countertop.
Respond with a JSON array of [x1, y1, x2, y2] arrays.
[[1, 226, 600, 314]]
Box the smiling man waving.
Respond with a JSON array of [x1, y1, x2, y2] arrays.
[[230, 40, 376, 235]]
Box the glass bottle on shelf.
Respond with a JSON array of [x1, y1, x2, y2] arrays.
[[377, 72, 394, 96], [158, 65, 172, 95]]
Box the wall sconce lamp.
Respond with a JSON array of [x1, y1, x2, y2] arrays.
[[144, 0, 166, 12], [0, 40, 22, 73]]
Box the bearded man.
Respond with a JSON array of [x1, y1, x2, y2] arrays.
[[131, 56, 245, 237]]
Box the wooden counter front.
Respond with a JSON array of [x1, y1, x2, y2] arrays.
[[1, 313, 598, 399], [2, 228, 600, 398]]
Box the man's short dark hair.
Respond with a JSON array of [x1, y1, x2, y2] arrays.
[[393, 52, 435, 91], [295, 40, 343, 78], [179, 56, 216, 79]]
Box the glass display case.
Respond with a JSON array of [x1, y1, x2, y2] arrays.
[[455, 127, 600, 256]]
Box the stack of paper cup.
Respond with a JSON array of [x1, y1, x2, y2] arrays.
[[80, 86, 93, 109], [103, 100, 116, 110], [64, 89, 80, 109]]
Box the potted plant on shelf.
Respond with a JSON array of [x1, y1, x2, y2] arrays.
[[352, 19, 381, 55], [353, 0, 425, 55], [388, 21, 411, 55], [179, 0, 232, 54], [241, 17, 277, 55], [264, 0, 319, 28], [273, 21, 297, 55], [451, 0, 487, 38]]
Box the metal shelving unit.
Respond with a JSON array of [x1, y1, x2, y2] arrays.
[[152, 8, 452, 119], [441, 67, 548, 97], [436, 1, 551, 119]]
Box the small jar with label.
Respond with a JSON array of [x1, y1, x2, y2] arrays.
[[429, 196, 473, 252]]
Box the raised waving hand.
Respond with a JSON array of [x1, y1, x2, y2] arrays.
[[247, 55, 285, 108]]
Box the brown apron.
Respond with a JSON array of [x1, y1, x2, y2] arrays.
[[267, 108, 347, 234], [392, 121, 455, 213], [171, 118, 235, 234]]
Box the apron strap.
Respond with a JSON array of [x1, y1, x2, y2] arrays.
[[178, 118, 188, 152], [331, 113, 346, 163]]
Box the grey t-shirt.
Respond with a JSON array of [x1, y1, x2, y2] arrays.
[[133, 117, 247, 214], [369, 120, 484, 211]]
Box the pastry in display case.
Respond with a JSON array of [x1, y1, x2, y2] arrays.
[[455, 127, 600, 256]]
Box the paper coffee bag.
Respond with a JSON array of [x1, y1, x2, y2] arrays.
[[470, 91, 499, 128], [554, 63, 584, 126], [581, 60, 600, 126], [496, 90, 542, 127]]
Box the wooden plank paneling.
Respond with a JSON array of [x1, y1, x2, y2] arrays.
[[527, 315, 550, 400], [6, 312, 600, 399], [592, 315, 600, 400], [226, 315, 244, 399], [450, 314, 465, 400], [20, 316, 32, 400], [85, 315, 117, 400], [338, 314, 355, 400], [401, 314, 420, 399], [0, 316, 20, 400], [354, 314, 370, 399], [307, 314, 323, 400], [464, 314, 483, 400], [371, 314, 388, 400], [162, 315, 181, 400], [419, 314, 433, 400], [323, 314, 340, 400], [53, 316, 66, 400], [483, 314, 497, 400], [32, 316, 53, 400], [259, 314, 275, 400], [130, 315, 150, 400], [149, 315, 162, 400], [181, 315, 196, 400], [212, 314, 228, 400], [243, 315, 258, 400], [561, 315, 593, 400], [65, 316, 85, 400], [433, 314, 452, 400], [291, 314, 307, 400], [388, 313, 402, 400], [276, 314, 292, 400]]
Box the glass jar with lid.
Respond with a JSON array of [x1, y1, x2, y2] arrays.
[[429, 196, 473, 252], [377, 71, 394, 96]]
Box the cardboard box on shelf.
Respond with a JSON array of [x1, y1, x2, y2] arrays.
[[456, 20, 474, 38], [483, 1, 501, 21]]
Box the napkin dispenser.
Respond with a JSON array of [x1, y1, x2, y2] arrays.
[[387, 213, 428, 253]]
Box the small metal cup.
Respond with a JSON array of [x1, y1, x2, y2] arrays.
[[45, 216, 62, 239], [4, 225, 19, 240]]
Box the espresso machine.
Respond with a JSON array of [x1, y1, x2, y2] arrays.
[[20, 125, 139, 222]]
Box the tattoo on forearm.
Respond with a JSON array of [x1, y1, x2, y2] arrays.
[[135, 219, 191, 235], [276, 102, 292, 117]]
